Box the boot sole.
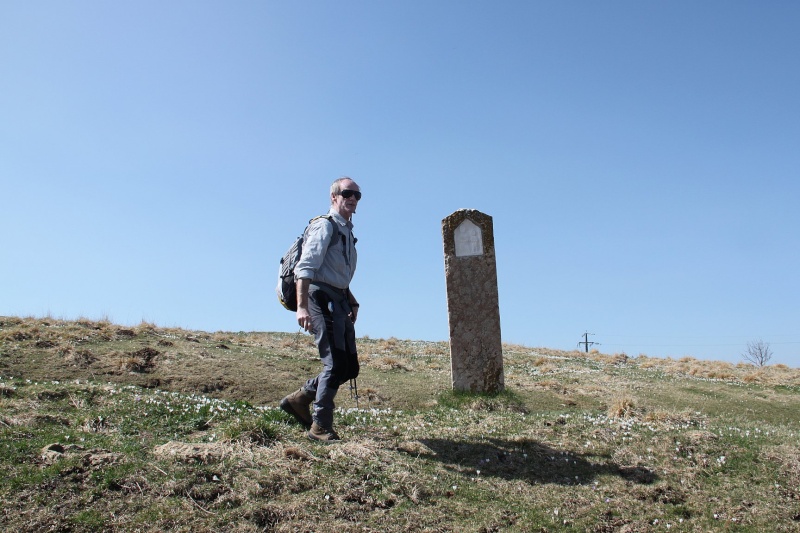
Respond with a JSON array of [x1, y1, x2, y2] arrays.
[[307, 431, 340, 443], [279, 398, 312, 429]]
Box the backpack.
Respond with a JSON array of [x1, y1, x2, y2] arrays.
[[276, 215, 337, 311]]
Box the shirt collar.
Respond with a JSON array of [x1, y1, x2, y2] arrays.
[[328, 208, 353, 229]]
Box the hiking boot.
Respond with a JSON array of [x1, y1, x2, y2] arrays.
[[279, 389, 314, 429], [307, 422, 340, 442]]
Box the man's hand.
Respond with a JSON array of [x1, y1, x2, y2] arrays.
[[297, 307, 314, 332]]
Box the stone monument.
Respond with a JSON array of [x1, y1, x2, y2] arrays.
[[442, 209, 504, 393]]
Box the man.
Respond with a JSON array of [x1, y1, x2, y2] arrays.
[[280, 177, 361, 442]]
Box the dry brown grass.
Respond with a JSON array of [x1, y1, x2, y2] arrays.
[[613, 348, 800, 386], [370, 356, 411, 371], [589, 352, 629, 365], [607, 393, 637, 419]]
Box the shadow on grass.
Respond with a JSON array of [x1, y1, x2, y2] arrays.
[[406, 438, 657, 486]]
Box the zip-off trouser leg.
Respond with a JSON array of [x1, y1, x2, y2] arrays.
[[302, 286, 359, 429]]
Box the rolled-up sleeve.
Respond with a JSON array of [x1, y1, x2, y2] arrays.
[[294, 218, 333, 280]]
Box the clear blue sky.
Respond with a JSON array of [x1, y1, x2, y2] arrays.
[[2, 1, 798, 367]]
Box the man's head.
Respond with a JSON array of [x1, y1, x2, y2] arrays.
[[330, 177, 361, 220]]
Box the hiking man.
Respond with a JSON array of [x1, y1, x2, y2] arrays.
[[280, 177, 361, 441]]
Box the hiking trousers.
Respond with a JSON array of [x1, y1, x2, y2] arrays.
[[301, 284, 359, 429]]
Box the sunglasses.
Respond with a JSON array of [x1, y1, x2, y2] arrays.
[[340, 189, 362, 201]]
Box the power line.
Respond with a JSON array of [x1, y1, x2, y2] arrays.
[[599, 340, 800, 347], [590, 332, 800, 349], [598, 333, 799, 341]]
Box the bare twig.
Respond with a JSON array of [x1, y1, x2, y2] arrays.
[[185, 491, 217, 515]]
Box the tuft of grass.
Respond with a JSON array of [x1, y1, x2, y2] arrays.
[[436, 388, 527, 413], [607, 393, 637, 419], [69, 509, 107, 529], [221, 414, 281, 445]]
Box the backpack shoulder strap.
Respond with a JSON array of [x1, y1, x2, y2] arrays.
[[307, 214, 338, 236], [302, 215, 338, 254]]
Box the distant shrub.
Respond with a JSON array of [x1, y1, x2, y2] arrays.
[[742, 339, 773, 367]]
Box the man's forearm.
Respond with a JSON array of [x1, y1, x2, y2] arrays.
[[296, 278, 311, 310]]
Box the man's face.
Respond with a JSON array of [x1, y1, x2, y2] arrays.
[[331, 180, 361, 219]]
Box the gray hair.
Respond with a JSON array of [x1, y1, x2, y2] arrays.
[[330, 176, 356, 202]]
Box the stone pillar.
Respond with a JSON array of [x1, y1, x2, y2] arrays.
[[442, 209, 504, 394]]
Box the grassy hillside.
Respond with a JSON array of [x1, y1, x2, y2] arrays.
[[1, 316, 799, 532]]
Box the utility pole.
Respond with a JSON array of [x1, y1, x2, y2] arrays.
[[578, 331, 599, 353]]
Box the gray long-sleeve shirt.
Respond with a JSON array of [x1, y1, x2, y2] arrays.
[[294, 208, 357, 290]]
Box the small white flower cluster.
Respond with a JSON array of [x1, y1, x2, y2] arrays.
[[581, 412, 708, 434], [0, 376, 17, 391]]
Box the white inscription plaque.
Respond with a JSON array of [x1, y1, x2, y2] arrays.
[[454, 219, 483, 257]]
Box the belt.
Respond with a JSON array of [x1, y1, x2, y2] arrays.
[[310, 281, 347, 299]]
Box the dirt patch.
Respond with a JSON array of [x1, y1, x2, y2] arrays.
[[40, 443, 124, 467]]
